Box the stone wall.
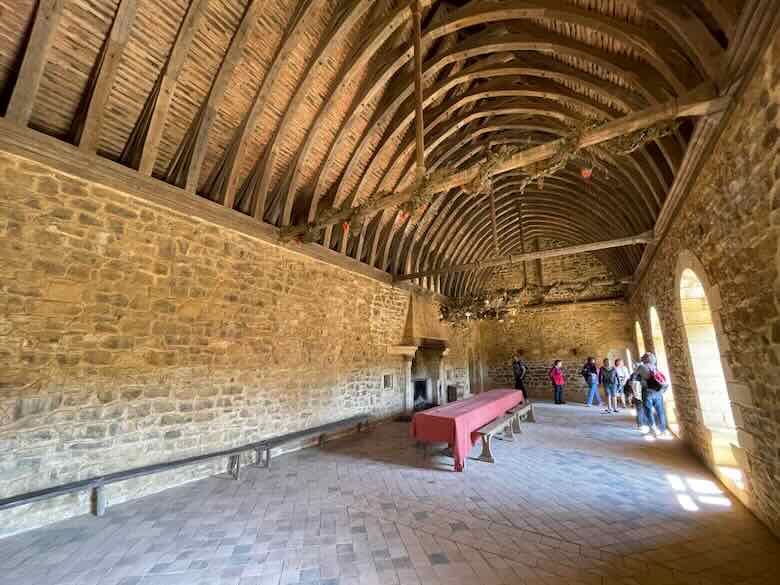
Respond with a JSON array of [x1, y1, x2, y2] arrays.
[[479, 300, 636, 402], [0, 152, 473, 536], [482, 238, 626, 303], [629, 36, 780, 536]]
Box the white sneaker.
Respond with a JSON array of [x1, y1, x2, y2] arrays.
[[659, 431, 674, 440], [639, 425, 650, 434]]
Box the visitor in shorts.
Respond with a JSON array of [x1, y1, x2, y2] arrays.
[[581, 357, 602, 407], [600, 358, 620, 413], [549, 360, 565, 404], [614, 358, 629, 410]]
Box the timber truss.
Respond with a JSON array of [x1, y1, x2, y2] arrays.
[[0, 0, 777, 296]]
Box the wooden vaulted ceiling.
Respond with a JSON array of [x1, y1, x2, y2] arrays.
[[0, 0, 745, 295]]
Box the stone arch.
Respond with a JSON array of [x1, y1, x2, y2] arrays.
[[674, 250, 754, 483]]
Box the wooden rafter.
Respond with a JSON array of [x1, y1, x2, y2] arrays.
[[123, 0, 207, 173], [209, 0, 315, 211], [166, 0, 260, 191], [282, 85, 728, 241], [4, 0, 65, 126], [73, 0, 138, 151], [412, 0, 425, 180], [394, 232, 654, 282]]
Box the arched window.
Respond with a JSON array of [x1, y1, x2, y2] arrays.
[[679, 269, 735, 431], [635, 321, 646, 356], [649, 307, 678, 432]]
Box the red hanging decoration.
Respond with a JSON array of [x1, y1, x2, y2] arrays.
[[342, 222, 350, 235], [580, 167, 593, 179]]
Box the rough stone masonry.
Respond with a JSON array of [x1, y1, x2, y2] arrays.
[[0, 153, 474, 536]]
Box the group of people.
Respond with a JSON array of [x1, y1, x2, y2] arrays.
[[512, 350, 672, 438]]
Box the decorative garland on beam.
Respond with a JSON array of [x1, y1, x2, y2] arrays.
[[440, 277, 628, 326], [285, 120, 679, 244]]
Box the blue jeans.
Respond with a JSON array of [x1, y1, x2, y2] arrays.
[[586, 381, 602, 406], [553, 384, 564, 404], [644, 392, 667, 432], [634, 400, 648, 427]]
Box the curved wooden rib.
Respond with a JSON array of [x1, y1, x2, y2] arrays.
[[165, 0, 261, 192], [122, 0, 207, 173], [202, 0, 315, 209], [282, 1, 707, 226], [255, 0, 405, 225]]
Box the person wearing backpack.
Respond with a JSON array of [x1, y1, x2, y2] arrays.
[[600, 358, 620, 414], [512, 350, 528, 399], [581, 357, 602, 407], [636, 352, 672, 438]]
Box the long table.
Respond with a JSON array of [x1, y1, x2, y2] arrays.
[[410, 389, 524, 471]]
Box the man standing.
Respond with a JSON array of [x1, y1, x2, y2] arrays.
[[512, 350, 528, 399], [636, 352, 672, 439], [581, 357, 602, 407]]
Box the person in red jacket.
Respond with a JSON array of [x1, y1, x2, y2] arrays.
[[549, 360, 566, 404]]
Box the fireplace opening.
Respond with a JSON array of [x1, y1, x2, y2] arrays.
[[413, 379, 430, 411]]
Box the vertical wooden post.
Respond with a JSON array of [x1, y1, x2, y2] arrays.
[[516, 201, 527, 287]]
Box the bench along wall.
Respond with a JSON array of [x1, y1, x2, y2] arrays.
[[0, 152, 473, 537], [479, 300, 637, 402], [630, 36, 780, 537]]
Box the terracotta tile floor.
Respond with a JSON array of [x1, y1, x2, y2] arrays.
[[1, 402, 778, 585]]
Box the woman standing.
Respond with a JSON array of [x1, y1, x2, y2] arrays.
[[549, 360, 566, 404]]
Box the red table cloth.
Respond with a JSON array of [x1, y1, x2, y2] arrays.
[[410, 389, 524, 471]]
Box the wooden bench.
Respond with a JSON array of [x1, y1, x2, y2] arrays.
[[476, 414, 514, 463], [507, 402, 536, 433]]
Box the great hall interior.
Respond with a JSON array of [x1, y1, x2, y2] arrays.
[[1, 1, 779, 584]]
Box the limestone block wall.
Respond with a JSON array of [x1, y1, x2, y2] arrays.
[[0, 152, 472, 536], [479, 300, 636, 402], [482, 238, 626, 303], [629, 37, 780, 536]]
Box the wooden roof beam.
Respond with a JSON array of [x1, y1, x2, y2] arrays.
[[73, 0, 138, 152], [123, 0, 206, 174], [210, 0, 315, 211], [166, 0, 261, 191], [282, 86, 726, 241], [440, 224, 641, 292], [4, 0, 65, 126], [412, 0, 425, 180]]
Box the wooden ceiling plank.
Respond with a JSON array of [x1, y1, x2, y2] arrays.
[[642, 2, 725, 82], [132, 0, 207, 175], [76, 0, 138, 152], [182, 0, 261, 194], [214, 0, 315, 210], [258, 0, 384, 226]]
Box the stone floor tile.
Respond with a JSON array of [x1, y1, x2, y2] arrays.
[[3, 404, 779, 585]]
